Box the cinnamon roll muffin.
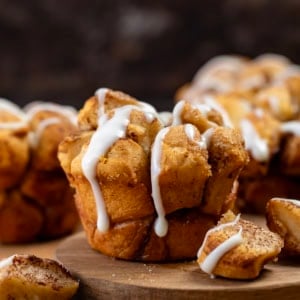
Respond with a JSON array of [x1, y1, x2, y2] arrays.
[[176, 54, 300, 213], [58, 88, 248, 261], [0, 99, 79, 243]]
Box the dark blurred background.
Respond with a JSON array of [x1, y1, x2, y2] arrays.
[[1, 0, 300, 111]]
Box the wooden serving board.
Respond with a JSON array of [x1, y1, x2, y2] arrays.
[[56, 216, 300, 300]]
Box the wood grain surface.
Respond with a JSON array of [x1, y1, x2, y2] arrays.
[[0, 237, 65, 260], [56, 216, 300, 300]]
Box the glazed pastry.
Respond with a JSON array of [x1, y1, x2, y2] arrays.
[[0, 99, 79, 243], [59, 88, 248, 261], [0, 98, 29, 189], [24, 102, 77, 171], [266, 197, 300, 255], [238, 174, 300, 214], [197, 210, 283, 279], [200, 126, 249, 216], [175, 54, 300, 212], [0, 254, 79, 299]]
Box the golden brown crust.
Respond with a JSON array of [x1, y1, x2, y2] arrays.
[[78, 90, 140, 131], [266, 198, 300, 255], [0, 190, 43, 243], [201, 127, 249, 216], [197, 211, 283, 279], [0, 100, 79, 243], [140, 210, 215, 261], [59, 88, 249, 261], [175, 54, 300, 213], [0, 131, 29, 189], [179, 101, 224, 132], [159, 125, 211, 214], [71, 137, 155, 224], [28, 110, 77, 171], [0, 254, 79, 299]]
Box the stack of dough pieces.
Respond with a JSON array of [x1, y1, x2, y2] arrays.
[[197, 210, 283, 279], [0, 99, 78, 243], [176, 54, 300, 213], [58, 88, 249, 261]]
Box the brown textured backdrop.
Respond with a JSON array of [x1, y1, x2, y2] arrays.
[[1, 0, 300, 110]]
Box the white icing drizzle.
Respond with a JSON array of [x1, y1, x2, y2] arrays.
[[253, 108, 265, 118], [158, 111, 172, 126], [172, 100, 186, 126], [184, 124, 214, 149], [197, 214, 243, 276], [82, 104, 156, 232], [274, 65, 300, 83], [194, 103, 213, 117], [95, 88, 109, 126], [240, 119, 269, 161], [0, 98, 27, 129], [0, 255, 15, 269], [255, 53, 290, 66], [195, 75, 234, 93], [193, 56, 246, 84], [201, 127, 215, 148], [151, 127, 170, 237], [28, 117, 60, 148], [271, 197, 300, 207], [203, 96, 233, 128], [192, 56, 247, 93], [265, 95, 280, 115], [240, 74, 265, 90], [0, 120, 27, 130], [0, 98, 25, 118], [280, 121, 300, 136], [172, 100, 215, 127], [138, 101, 157, 117], [95, 88, 158, 125], [151, 124, 214, 238], [81, 105, 139, 232], [24, 101, 77, 125], [184, 123, 198, 142]]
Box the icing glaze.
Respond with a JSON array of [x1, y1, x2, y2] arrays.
[[184, 124, 214, 149], [158, 111, 172, 126], [240, 119, 269, 161], [151, 127, 170, 237], [274, 65, 300, 83], [281, 121, 300, 136], [271, 197, 300, 207], [28, 117, 60, 148], [201, 127, 215, 148], [0, 255, 14, 269], [240, 74, 265, 90], [172, 100, 215, 128], [197, 214, 243, 276], [266, 95, 281, 115], [172, 100, 186, 126], [82, 104, 156, 232], [203, 96, 233, 128], [24, 102, 77, 125], [82, 105, 136, 232], [95, 88, 109, 126], [0, 98, 27, 129], [151, 124, 213, 237], [192, 56, 247, 93], [255, 53, 290, 66], [193, 56, 246, 84]]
